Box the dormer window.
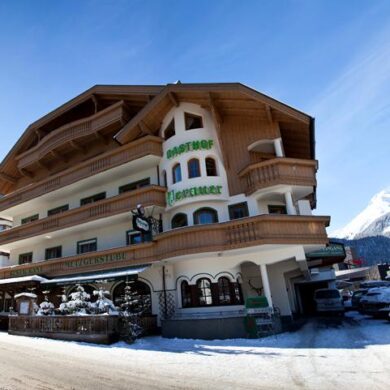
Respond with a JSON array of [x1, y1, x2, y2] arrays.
[[185, 113, 203, 130], [164, 119, 175, 140]]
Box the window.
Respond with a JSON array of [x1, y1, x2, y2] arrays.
[[80, 192, 106, 206], [126, 230, 152, 245], [77, 238, 97, 254], [185, 112, 203, 130], [180, 278, 243, 308], [21, 214, 38, 225], [193, 208, 218, 225], [197, 278, 213, 306], [205, 157, 217, 176], [218, 277, 232, 304], [229, 202, 249, 220], [233, 282, 244, 304], [187, 158, 201, 178], [171, 213, 188, 229], [119, 178, 150, 194], [181, 281, 192, 308], [164, 119, 175, 140], [19, 252, 32, 265], [162, 170, 167, 187], [172, 163, 182, 184], [47, 205, 69, 217], [45, 246, 62, 260], [268, 205, 287, 214]]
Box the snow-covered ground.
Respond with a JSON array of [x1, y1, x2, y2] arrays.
[[0, 312, 388, 389]]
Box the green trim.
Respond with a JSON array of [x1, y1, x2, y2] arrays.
[[21, 214, 39, 225]]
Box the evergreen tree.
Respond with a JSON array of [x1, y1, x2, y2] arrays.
[[117, 280, 150, 342], [37, 290, 55, 316]]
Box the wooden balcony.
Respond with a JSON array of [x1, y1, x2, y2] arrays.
[[239, 158, 317, 195], [0, 136, 163, 213], [0, 214, 330, 279], [16, 101, 130, 170], [0, 186, 166, 246]]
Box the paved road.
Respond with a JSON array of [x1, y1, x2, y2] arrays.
[[0, 314, 388, 390]]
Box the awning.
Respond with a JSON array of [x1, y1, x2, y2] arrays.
[[0, 275, 48, 285], [41, 266, 150, 286]]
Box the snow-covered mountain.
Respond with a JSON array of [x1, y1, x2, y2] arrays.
[[332, 188, 390, 239]]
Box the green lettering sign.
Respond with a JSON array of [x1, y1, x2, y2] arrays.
[[166, 139, 214, 159], [167, 185, 223, 206]]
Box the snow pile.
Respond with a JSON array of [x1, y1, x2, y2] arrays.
[[332, 188, 390, 239], [0, 312, 389, 390]]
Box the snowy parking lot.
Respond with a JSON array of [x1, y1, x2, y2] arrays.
[[0, 311, 388, 390]]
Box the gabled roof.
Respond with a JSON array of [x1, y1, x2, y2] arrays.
[[0, 82, 314, 195], [114, 82, 312, 144], [0, 84, 164, 193]]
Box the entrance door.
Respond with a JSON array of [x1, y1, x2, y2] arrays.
[[296, 281, 328, 315]]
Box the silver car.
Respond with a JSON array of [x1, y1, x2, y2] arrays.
[[314, 288, 344, 315]]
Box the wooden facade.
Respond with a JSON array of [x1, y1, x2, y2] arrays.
[[0, 214, 329, 280]]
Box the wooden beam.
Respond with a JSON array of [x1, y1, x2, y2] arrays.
[[139, 121, 153, 135], [94, 131, 110, 145], [168, 92, 179, 107], [0, 172, 17, 184], [91, 94, 99, 113], [51, 150, 68, 163], [265, 105, 273, 124], [36, 160, 50, 171], [208, 93, 223, 127], [19, 168, 34, 178], [69, 140, 85, 153], [208, 93, 229, 168], [34, 128, 46, 142]]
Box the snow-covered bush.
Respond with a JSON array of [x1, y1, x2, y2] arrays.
[[62, 284, 92, 315], [37, 291, 55, 316], [90, 287, 118, 315]]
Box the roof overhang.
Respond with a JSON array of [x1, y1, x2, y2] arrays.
[[114, 82, 312, 145]]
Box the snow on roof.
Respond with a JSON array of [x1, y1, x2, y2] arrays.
[[14, 292, 37, 299], [43, 266, 149, 285], [0, 275, 48, 285], [335, 267, 371, 278]]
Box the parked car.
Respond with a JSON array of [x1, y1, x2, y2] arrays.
[[360, 280, 390, 289], [359, 287, 390, 318], [351, 289, 368, 310], [314, 288, 344, 315]]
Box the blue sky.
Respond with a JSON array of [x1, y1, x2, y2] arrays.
[[0, 0, 389, 232]]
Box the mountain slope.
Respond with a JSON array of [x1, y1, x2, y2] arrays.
[[332, 236, 390, 265], [332, 188, 390, 239]]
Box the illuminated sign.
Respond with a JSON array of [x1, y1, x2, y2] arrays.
[[167, 185, 222, 206], [166, 139, 214, 159]]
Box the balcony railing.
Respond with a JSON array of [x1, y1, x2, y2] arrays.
[[239, 158, 317, 195], [16, 101, 130, 169], [0, 136, 163, 213], [0, 186, 166, 246], [0, 214, 330, 279]]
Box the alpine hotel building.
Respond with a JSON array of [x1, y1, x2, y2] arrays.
[[0, 83, 336, 338]]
